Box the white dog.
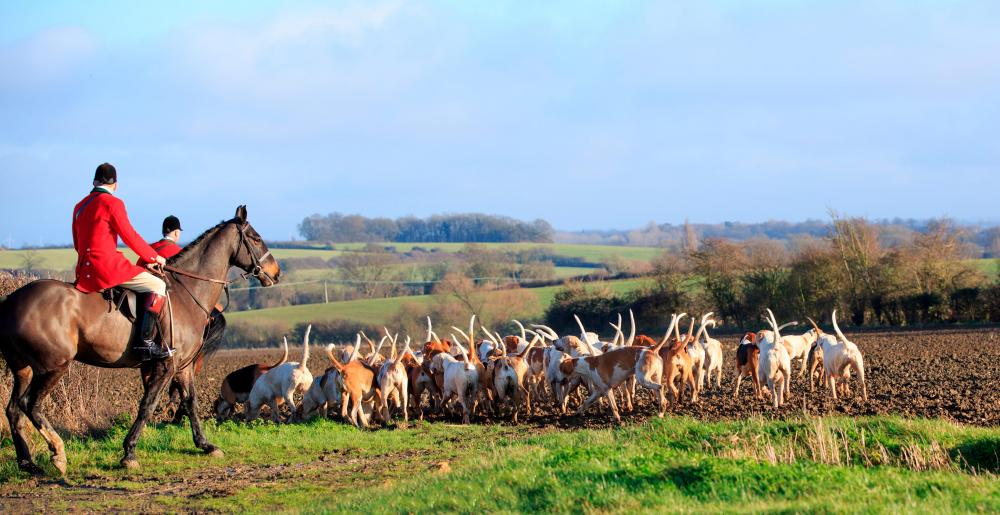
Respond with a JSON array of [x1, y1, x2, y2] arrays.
[[696, 313, 724, 389], [298, 368, 342, 420], [430, 339, 480, 424], [757, 311, 795, 408], [815, 310, 868, 401], [247, 325, 314, 422]]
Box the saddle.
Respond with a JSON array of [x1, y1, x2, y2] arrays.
[[102, 287, 138, 323]]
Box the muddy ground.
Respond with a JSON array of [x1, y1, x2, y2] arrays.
[[4, 327, 998, 433]]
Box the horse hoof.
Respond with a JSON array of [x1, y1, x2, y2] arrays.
[[206, 448, 224, 458], [52, 455, 67, 476], [121, 458, 140, 470]]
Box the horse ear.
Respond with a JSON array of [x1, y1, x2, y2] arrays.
[[235, 205, 248, 222]]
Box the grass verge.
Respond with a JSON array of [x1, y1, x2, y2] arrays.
[[2, 415, 998, 512]]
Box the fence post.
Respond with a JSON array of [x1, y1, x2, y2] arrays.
[[324, 281, 329, 304]]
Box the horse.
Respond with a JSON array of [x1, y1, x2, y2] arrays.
[[0, 205, 281, 474]]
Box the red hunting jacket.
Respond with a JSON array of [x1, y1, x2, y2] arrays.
[[72, 188, 159, 293], [136, 239, 182, 264]]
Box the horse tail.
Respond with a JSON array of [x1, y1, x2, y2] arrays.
[[201, 312, 227, 357]]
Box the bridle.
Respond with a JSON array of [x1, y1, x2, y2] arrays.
[[235, 222, 274, 284], [162, 220, 275, 316]]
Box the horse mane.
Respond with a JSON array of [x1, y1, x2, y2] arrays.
[[168, 219, 234, 264]]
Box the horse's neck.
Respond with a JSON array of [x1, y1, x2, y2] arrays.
[[171, 227, 233, 307]]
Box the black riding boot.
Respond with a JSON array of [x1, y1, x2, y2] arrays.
[[133, 293, 172, 361]]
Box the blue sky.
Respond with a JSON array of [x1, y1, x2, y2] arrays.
[[1, 1, 998, 246]]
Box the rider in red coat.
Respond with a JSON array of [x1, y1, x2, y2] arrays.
[[72, 163, 172, 361], [137, 215, 183, 263]]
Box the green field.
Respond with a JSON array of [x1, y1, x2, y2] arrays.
[[3, 415, 998, 511], [0, 248, 343, 272], [228, 278, 649, 326], [0, 243, 658, 272]]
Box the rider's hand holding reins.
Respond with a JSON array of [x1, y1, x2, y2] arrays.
[[147, 255, 166, 274]]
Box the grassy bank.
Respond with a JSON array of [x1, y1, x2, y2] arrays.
[[2, 416, 998, 512]]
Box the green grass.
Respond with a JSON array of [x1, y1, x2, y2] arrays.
[[970, 258, 1000, 276], [228, 278, 649, 326], [4, 416, 999, 512]]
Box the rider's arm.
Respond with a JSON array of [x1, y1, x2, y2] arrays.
[[107, 197, 160, 265]]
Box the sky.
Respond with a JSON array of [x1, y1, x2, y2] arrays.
[[1, 1, 998, 246]]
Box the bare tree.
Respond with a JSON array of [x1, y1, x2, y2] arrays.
[[19, 250, 45, 275], [335, 249, 399, 298]]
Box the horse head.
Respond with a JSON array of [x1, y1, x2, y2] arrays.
[[230, 205, 281, 286]]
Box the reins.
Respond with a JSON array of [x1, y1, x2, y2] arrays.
[[162, 264, 228, 284]]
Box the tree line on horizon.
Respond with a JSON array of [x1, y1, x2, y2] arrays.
[[549, 215, 1000, 334], [297, 212, 554, 244]]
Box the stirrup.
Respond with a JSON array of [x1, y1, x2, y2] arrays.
[[135, 341, 175, 361]]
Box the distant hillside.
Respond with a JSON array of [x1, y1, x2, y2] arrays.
[[557, 218, 1000, 257]]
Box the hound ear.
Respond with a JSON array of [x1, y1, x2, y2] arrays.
[[235, 205, 248, 222]]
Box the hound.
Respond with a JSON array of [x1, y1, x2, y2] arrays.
[[733, 332, 762, 399], [814, 310, 868, 401], [696, 313, 724, 389], [490, 333, 540, 422], [246, 326, 314, 422], [376, 334, 411, 423], [326, 335, 380, 428], [560, 314, 677, 421], [781, 324, 821, 377], [430, 338, 480, 424], [757, 310, 796, 408], [659, 314, 699, 406], [214, 336, 289, 421]]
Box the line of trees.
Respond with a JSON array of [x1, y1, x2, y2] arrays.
[[560, 217, 1000, 257], [298, 212, 554, 243], [547, 216, 1000, 333]]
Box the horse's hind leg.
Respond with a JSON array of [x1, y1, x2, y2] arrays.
[[21, 365, 70, 475], [6, 366, 40, 474], [121, 359, 174, 469], [174, 367, 222, 458]]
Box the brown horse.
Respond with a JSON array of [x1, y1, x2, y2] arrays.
[[0, 205, 281, 474]]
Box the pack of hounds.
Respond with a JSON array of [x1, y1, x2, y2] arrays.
[[214, 308, 867, 426]]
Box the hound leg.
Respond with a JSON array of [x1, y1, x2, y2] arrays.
[[855, 362, 868, 401], [606, 389, 622, 423]]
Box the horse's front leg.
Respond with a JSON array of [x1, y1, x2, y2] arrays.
[[121, 360, 175, 469], [175, 366, 223, 457]]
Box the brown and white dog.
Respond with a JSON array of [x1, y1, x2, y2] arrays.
[[326, 335, 380, 427], [376, 334, 411, 424], [246, 326, 314, 422], [489, 332, 540, 422], [733, 332, 762, 399], [659, 314, 699, 406], [558, 314, 677, 422], [214, 336, 289, 421]]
